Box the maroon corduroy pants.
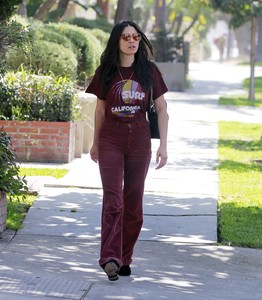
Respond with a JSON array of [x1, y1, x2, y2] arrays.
[[98, 120, 151, 268]]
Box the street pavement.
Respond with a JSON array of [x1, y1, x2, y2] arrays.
[[0, 61, 262, 299]]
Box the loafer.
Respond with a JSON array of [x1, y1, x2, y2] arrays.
[[104, 261, 119, 281], [118, 265, 131, 276]]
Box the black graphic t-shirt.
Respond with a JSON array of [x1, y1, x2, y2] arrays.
[[85, 62, 168, 123]]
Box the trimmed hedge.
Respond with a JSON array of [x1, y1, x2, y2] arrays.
[[67, 17, 113, 33], [45, 23, 102, 79], [32, 25, 77, 55], [6, 39, 77, 80], [90, 28, 109, 49], [0, 70, 80, 122]]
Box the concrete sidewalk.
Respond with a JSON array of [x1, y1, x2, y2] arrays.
[[0, 61, 262, 299]]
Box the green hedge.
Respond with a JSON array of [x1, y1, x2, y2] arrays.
[[90, 28, 109, 49], [6, 39, 77, 80], [32, 25, 77, 55], [67, 17, 113, 33], [45, 23, 102, 79], [0, 70, 80, 122]]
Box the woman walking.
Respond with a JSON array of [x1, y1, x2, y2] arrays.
[[85, 20, 168, 281]]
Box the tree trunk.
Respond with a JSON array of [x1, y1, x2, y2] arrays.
[[154, 0, 166, 31], [249, 16, 256, 102], [114, 0, 132, 24], [57, 0, 70, 19], [256, 16, 262, 62], [18, 0, 27, 17], [97, 0, 110, 20], [34, 0, 57, 21], [182, 13, 199, 36]]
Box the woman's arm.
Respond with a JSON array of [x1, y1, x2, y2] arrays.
[[154, 95, 169, 169], [90, 99, 106, 163]]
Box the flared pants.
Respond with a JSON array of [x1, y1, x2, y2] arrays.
[[98, 120, 151, 268]]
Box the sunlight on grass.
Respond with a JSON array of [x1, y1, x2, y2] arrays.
[[219, 76, 262, 107], [219, 95, 262, 107], [7, 195, 36, 231], [218, 121, 262, 248], [7, 167, 69, 231], [19, 167, 69, 178], [243, 77, 262, 92]]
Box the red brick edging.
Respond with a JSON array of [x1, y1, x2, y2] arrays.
[[0, 120, 76, 163]]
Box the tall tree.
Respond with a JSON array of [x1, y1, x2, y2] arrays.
[[34, 0, 56, 20], [154, 0, 167, 31], [114, 0, 133, 24], [97, 0, 110, 20], [210, 0, 262, 102], [257, 16, 262, 61], [57, 0, 70, 19], [18, 0, 27, 17]]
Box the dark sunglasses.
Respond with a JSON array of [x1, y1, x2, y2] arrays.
[[121, 33, 142, 42]]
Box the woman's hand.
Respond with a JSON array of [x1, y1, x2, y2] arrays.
[[154, 95, 168, 170], [90, 144, 99, 163], [155, 145, 168, 169], [90, 98, 106, 163]]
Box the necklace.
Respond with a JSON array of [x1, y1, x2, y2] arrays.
[[118, 68, 134, 82]]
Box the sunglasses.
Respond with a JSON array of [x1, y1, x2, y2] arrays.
[[121, 33, 142, 42]]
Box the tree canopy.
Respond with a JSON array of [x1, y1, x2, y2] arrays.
[[210, 0, 262, 28], [0, 0, 22, 22]]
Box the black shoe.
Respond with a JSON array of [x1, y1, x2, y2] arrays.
[[118, 265, 131, 276], [103, 261, 119, 281]]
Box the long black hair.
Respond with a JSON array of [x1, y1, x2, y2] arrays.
[[99, 20, 154, 96]]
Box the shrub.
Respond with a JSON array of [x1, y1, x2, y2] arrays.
[[45, 23, 100, 78], [90, 28, 109, 49], [67, 17, 113, 33], [6, 39, 77, 80], [0, 126, 28, 199], [32, 24, 77, 56], [0, 69, 80, 122], [44, 23, 103, 82]]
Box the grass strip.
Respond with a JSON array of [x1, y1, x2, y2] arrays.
[[7, 195, 35, 231], [217, 121, 262, 248], [219, 76, 262, 107], [6, 167, 69, 231], [19, 167, 69, 178]]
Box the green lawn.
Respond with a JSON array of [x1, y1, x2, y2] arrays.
[[19, 167, 69, 178], [217, 121, 262, 248], [6, 167, 69, 231], [219, 76, 262, 107]]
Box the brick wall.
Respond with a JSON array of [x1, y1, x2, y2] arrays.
[[0, 191, 7, 234], [0, 120, 76, 163]]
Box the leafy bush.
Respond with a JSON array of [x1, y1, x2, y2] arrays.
[[0, 69, 80, 122], [44, 23, 100, 78], [44, 23, 103, 82], [6, 39, 77, 80], [32, 24, 77, 56], [90, 28, 109, 49], [0, 126, 28, 199], [67, 17, 113, 33]]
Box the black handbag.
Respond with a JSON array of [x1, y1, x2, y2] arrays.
[[148, 88, 160, 139]]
